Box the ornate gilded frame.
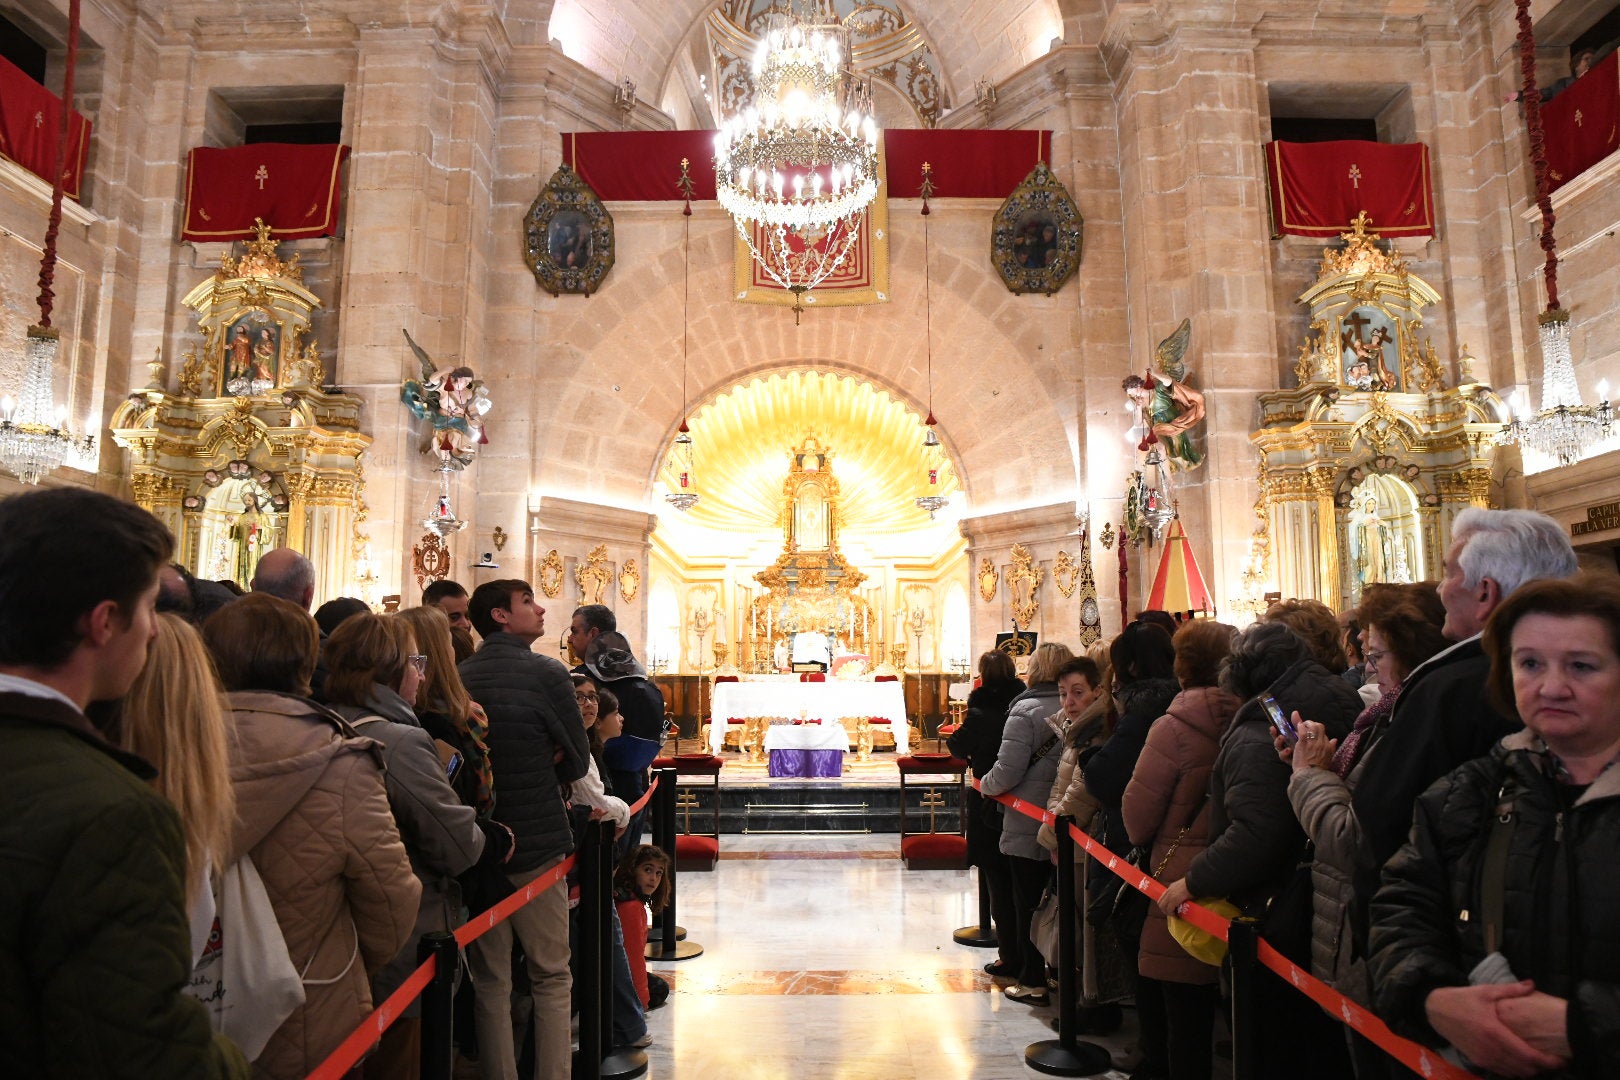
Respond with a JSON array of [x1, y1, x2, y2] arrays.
[[619, 558, 640, 604], [1007, 543, 1044, 629], [523, 163, 615, 297], [539, 549, 565, 598], [413, 532, 451, 590], [991, 161, 1083, 296], [977, 557, 998, 602], [576, 544, 611, 605], [1053, 550, 1078, 598]]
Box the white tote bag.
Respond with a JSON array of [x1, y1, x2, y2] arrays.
[[186, 855, 305, 1061]]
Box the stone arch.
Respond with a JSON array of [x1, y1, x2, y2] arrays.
[[529, 208, 1079, 513]]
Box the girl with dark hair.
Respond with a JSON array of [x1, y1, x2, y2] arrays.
[[614, 845, 674, 1011]]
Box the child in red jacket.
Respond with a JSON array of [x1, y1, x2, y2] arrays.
[[614, 844, 673, 1009]]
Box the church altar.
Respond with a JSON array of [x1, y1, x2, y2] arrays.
[[707, 679, 910, 754]]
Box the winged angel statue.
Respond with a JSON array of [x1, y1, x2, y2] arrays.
[[400, 329, 491, 469], [1122, 318, 1205, 470]]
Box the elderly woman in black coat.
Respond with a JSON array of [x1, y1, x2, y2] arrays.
[[1370, 575, 1620, 1080], [1160, 619, 1362, 1080], [947, 650, 1026, 982]]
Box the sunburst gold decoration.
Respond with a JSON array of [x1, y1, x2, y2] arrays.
[[656, 370, 961, 549]]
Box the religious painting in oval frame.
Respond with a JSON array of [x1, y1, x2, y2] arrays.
[[523, 163, 615, 296], [991, 161, 1082, 296]]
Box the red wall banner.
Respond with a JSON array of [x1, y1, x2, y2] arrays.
[[561, 128, 1052, 201], [1265, 140, 1434, 237], [180, 143, 351, 241], [0, 55, 92, 199], [1544, 50, 1619, 192]]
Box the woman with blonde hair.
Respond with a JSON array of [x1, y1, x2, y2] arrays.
[[398, 604, 495, 816], [120, 612, 236, 965]]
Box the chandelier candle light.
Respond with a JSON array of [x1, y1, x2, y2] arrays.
[[1, 0, 96, 486], [667, 167, 701, 512], [915, 172, 949, 520], [713, 0, 879, 312], [1500, 0, 1614, 468]]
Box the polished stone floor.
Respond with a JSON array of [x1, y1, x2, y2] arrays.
[[640, 835, 1145, 1079]]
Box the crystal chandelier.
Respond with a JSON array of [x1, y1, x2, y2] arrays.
[[0, 327, 96, 484], [1, 0, 95, 486], [1503, 311, 1613, 466], [713, 0, 879, 307], [1498, 0, 1613, 470]]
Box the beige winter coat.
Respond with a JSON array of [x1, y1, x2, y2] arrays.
[[225, 692, 421, 1079], [1037, 695, 1112, 851], [1121, 686, 1239, 985]]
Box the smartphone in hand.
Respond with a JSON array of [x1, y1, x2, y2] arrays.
[[445, 751, 464, 782], [1262, 694, 1298, 746]]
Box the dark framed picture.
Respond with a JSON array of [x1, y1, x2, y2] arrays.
[[991, 161, 1083, 296], [523, 163, 615, 297]]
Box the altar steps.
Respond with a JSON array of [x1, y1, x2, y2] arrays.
[[679, 781, 965, 835]]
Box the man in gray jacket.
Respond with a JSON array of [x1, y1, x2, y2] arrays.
[[460, 579, 591, 1080]]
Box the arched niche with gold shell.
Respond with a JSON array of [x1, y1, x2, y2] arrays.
[[110, 224, 371, 604], [1246, 215, 1509, 611]]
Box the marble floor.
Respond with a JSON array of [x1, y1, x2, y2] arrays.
[[639, 835, 1151, 1080]]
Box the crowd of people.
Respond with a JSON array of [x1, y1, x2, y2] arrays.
[[0, 487, 672, 1080], [952, 507, 1620, 1080]]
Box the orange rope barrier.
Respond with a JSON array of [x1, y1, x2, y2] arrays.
[[974, 780, 1473, 1080], [302, 776, 661, 1079]]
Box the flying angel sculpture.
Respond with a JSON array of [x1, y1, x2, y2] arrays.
[[399, 328, 491, 469]]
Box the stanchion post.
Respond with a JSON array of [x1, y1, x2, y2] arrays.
[[1023, 815, 1112, 1077], [417, 931, 458, 1080], [646, 765, 702, 961], [597, 820, 647, 1079], [573, 820, 604, 1080], [1228, 916, 1260, 1080]]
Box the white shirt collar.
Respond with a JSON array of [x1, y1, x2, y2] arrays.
[[0, 672, 83, 714]]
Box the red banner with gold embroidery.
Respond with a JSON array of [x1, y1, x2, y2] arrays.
[[0, 55, 92, 199], [180, 143, 350, 241], [1265, 140, 1433, 237], [1544, 50, 1619, 192]]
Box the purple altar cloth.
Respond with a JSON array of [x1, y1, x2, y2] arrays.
[[767, 749, 844, 778]]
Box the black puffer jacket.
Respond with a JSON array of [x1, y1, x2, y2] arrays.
[[458, 633, 591, 873], [948, 676, 1026, 779], [1370, 731, 1620, 1077], [1083, 677, 1180, 810], [1185, 658, 1361, 910]]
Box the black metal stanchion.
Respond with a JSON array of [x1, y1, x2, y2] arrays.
[[417, 930, 458, 1080], [1025, 816, 1112, 1076], [573, 821, 605, 1080], [1228, 916, 1260, 1080], [645, 766, 702, 961], [952, 868, 997, 947], [596, 818, 647, 1080]]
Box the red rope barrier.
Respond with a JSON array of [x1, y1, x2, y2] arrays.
[[302, 776, 662, 1079], [976, 781, 1474, 1080]]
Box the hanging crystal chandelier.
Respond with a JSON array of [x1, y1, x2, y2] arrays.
[[713, 0, 879, 305], [0, 327, 96, 484], [1503, 311, 1613, 467], [1, 0, 95, 486], [1497, 0, 1613, 470]]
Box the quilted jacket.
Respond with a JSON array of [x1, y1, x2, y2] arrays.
[[334, 685, 485, 1014], [1184, 658, 1361, 911], [1370, 731, 1620, 1077], [226, 691, 420, 1079], [979, 697, 1067, 861], [1122, 686, 1240, 985], [0, 691, 250, 1079], [459, 632, 592, 874]]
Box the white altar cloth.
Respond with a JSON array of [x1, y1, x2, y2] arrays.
[[709, 680, 909, 753], [762, 723, 850, 752]]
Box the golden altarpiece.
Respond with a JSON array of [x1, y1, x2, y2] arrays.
[[1249, 216, 1507, 610], [110, 224, 371, 601]]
